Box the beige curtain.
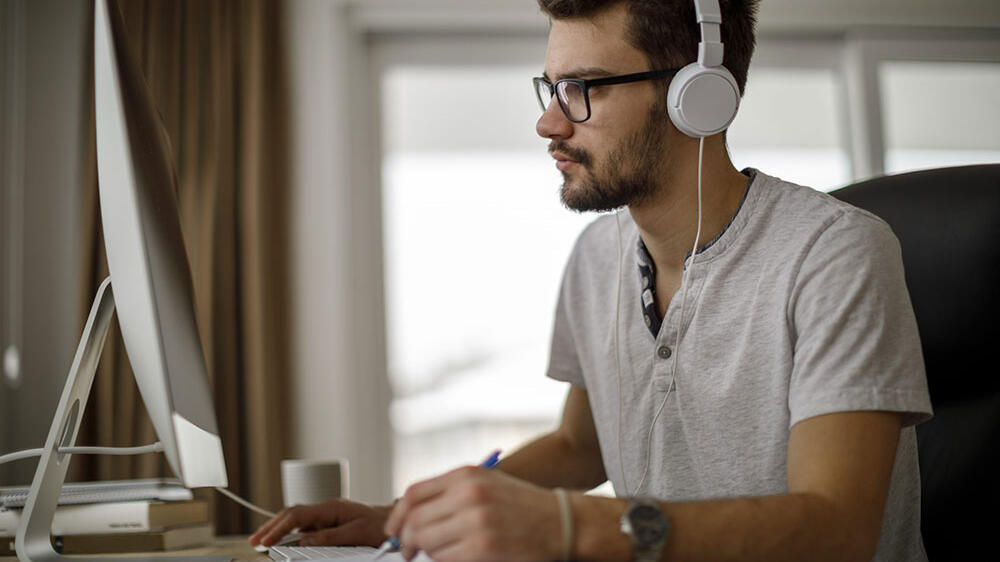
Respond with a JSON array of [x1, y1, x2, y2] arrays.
[[72, 0, 290, 535]]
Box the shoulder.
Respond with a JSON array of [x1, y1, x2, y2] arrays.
[[752, 170, 900, 259]]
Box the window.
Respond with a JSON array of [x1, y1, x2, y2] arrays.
[[379, 41, 855, 496], [381, 63, 592, 494], [375, 31, 999, 497], [881, 61, 1000, 174], [727, 65, 849, 192]]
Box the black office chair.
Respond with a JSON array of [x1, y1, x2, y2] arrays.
[[831, 164, 1000, 561]]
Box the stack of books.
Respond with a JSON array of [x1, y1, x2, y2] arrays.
[[0, 479, 213, 555]]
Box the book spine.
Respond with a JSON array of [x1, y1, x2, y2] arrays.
[[54, 502, 153, 534], [0, 502, 154, 535]]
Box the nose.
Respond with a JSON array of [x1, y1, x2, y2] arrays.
[[535, 96, 573, 140]]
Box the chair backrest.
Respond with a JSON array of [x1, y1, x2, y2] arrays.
[[831, 164, 1000, 560]]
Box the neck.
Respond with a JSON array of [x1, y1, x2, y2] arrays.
[[628, 134, 748, 279]]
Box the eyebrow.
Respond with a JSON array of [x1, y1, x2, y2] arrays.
[[542, 67, 616, 81]]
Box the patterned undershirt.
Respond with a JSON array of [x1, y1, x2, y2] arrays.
[[635, 169, 755, 337]]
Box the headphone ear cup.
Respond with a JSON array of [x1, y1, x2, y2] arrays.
[[667, 62, 740, 138]]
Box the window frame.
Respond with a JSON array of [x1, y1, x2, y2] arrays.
[[842, 29, 1000, 179]]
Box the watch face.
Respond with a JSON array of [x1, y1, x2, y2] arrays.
[[630, 503, 668, 545], [633, 504, 661, 523]]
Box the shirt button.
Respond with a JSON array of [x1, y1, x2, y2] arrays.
[[657, 346, 672, 359]]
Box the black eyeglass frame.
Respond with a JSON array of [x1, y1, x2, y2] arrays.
[[533, 68, 680, 123]]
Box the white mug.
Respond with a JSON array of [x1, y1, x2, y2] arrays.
[[280, 458, 349, 507]]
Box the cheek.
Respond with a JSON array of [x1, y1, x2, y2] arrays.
[[586, 107, 650, 155], [572, 125, 620, 164]]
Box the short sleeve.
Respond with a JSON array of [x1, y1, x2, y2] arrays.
[[788, 211, 933, 428], [547, 250, 586, 387]]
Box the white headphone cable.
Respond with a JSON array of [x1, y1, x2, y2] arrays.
[[613, 208, 630, 496], [631, 136, 705, 495]]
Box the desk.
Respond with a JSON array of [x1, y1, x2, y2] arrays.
[[1, 536, 268, 561]]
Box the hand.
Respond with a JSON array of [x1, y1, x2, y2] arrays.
[[385, 466, 563, 562], [249, 498, 392, 548]]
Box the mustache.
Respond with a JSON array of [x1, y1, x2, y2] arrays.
[[548, 141, 592, 167]]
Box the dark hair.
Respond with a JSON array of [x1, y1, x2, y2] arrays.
[[537, 0, 759, 96]]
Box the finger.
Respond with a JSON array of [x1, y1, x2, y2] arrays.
[[401, 544, 419, 561], [400, 491, 464, 549], [253, 510, 298, 546], [432, 515, 506, 562], [249, 507, 292, 545], [257, 505, 322, 546], [252, 506, 296, 539], [431, 537, 478, 562], [257, 510, 301, 546], [386, 466, 479, 535], [299, 521, 362, 547], [401, 506, 468, 559]]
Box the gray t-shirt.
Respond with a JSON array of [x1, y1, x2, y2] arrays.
[[547, 169, 933, 560]]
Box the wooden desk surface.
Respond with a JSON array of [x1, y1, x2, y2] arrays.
[[2, 536, 269, 561]]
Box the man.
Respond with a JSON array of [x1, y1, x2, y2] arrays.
[[251, 1, 932, 560]]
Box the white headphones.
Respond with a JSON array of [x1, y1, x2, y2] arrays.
[[667, 0, 740, 138], [617, 0, 736, 496]]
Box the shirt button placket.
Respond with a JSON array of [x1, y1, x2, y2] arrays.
[[654, 345, 674, 392]]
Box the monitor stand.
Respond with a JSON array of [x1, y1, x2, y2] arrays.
[[14, 277, 229, 562]]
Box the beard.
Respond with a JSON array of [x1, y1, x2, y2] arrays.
[[553, 99, 670, 213]]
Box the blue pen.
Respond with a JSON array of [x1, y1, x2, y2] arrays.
[[373, 450, 502, 560]]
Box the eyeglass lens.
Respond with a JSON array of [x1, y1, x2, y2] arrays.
[[536, 79, 589, 122]]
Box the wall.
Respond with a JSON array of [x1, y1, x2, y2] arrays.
[[283, 0, 393, 504]]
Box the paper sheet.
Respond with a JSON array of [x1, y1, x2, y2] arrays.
[[311, 554, 432, 561]]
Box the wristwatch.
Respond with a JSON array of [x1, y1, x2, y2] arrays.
[[619, 497, 670, 562]]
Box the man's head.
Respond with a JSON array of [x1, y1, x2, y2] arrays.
[[535, 0, 759, 212]]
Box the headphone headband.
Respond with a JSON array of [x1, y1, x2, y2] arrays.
[[695, 0, 724, 68]]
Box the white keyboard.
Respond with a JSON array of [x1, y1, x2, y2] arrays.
[[268, 545, 377, 560], [269, 545, 433, 561]]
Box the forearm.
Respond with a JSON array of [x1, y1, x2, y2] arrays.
[[571, 492, 871, 562], [496, 430, 606, 490]]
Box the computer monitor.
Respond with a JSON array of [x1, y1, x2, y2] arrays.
[[15, 0, 228, 559], [92, 0, 228, 491]]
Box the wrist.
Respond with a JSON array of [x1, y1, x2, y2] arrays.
[[567, 494, 632, 561], [553, 488, 573, 561], [620, 497, 670, 562]]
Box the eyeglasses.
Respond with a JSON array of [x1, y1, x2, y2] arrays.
[[533, 69, 680, 123]]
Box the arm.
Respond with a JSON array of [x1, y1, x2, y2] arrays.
[[572, 410, 903, 561], [496, 384, 607, 490], [385, 410, 902, 561], [249, 385, 602, 549]]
